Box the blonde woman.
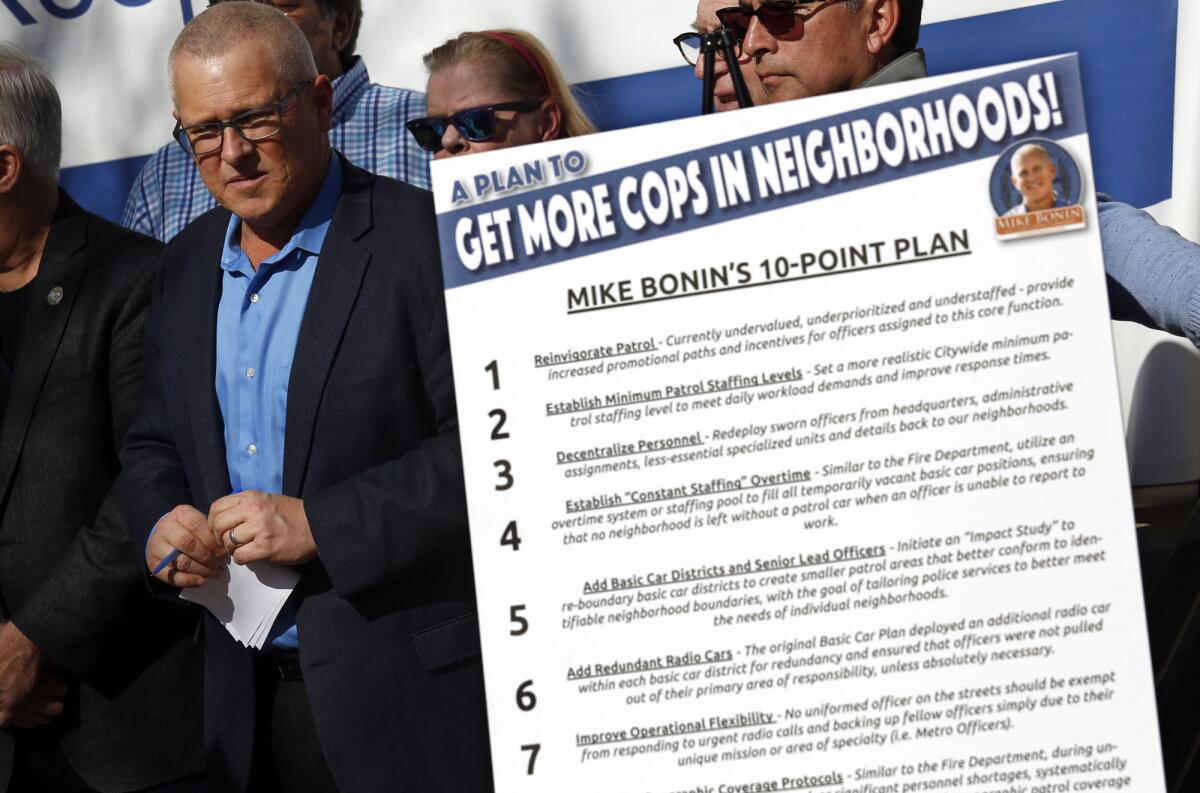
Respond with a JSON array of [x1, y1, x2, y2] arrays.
[[408, 29, 596, 158]]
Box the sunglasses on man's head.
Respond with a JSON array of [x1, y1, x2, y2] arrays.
[[716, 0, 847, 41], [406, 100, 544, 153]]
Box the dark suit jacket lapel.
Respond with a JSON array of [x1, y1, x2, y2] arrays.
[[0, 196, 88, 504], [182, 212, 233, 508], [282, 161, 374, 496]]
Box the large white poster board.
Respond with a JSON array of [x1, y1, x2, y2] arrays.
[[435, 56, 1165, 793]]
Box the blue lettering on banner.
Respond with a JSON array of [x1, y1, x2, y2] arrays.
[[2, 0, 193, 25], [440, 57, 1086, 290], [41, 0, 92, 20], [1, 0, 35, 23]]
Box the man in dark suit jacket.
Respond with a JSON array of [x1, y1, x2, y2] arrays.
[[0, 44, 203, 793], [119, 6, 491, 791]]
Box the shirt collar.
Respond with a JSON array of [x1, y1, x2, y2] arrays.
[[861, 49, 928, 89], [220, 154, 344, 274], [331, 56, 371, 121]]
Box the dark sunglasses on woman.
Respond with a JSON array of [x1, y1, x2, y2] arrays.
[[406, 100, 544, 153]]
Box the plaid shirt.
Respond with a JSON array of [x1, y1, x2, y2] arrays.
[[122, 57, 431, 241]]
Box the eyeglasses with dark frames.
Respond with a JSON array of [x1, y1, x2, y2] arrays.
[[674, 32, 701, 66], [405, 100, 544, 153], [716, 0, 849, 53], [673, 29, 750, 67], [173, 79, 313, 156]]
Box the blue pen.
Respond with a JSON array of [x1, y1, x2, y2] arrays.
[[151, 548, 183, 577]]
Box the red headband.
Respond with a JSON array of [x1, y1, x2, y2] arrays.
[[483, 31, 550, 94]]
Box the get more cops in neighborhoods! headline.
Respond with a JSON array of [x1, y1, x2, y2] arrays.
[[432, 56, 1166, 793], [440, 57, 1081, 288]]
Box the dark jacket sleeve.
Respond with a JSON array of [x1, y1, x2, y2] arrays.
[[12, 229, 163, 683], [13, 498, 146, 684], [119, 250, 196, 555]]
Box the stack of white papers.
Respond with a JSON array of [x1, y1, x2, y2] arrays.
[[182, 560, 300, 649]]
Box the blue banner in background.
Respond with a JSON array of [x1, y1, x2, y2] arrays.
[[59, 0, 1176, 224]]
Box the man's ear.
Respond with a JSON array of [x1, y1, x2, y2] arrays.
[[331, 7, 357, 60], [312, 74, 335, 133], [865, 0, 902, 57], [0, 145, 23, 196], [540, 102, 563, 142]]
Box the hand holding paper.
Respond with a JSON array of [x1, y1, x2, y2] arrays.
[[157, 493, 307, 651], [209, 490, 318, 565], [166, 491, 309, 651]]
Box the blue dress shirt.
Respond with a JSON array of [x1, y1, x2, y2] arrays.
[[216, 155, 343, 649]]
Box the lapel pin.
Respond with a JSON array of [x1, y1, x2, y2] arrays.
[[47, 286, 63, 306]]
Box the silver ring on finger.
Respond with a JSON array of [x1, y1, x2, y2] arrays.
[[229, 528, 243, 547]]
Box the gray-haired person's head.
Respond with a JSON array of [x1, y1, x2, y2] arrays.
[[0, 43, 62, 185], [168, 2, 317, 106]]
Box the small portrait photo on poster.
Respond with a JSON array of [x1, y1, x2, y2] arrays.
[[991, 138, 1087, 240]]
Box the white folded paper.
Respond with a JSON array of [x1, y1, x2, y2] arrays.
[[182, 559, 300, 649]]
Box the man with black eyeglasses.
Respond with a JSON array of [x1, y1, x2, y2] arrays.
[[120, 4, 491, 792], [678, 0, 1200, 347], [122, 0, 430, 243]]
